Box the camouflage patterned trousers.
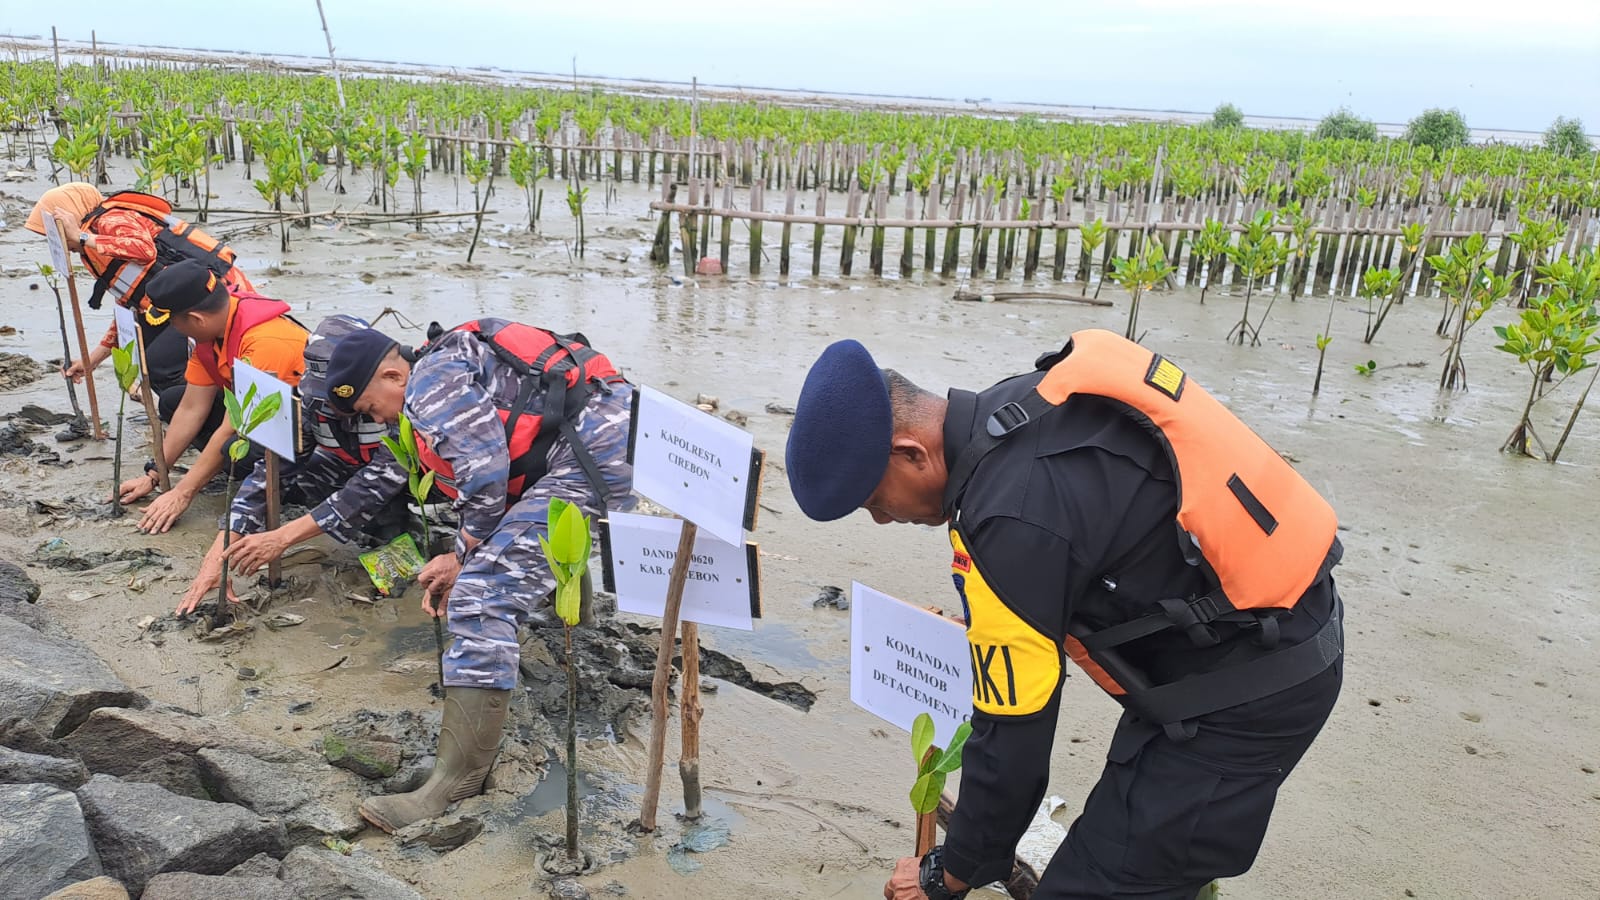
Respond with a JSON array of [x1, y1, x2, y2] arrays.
[[442, 383, 636, 689]]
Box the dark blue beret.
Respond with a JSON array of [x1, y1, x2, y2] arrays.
[[785, 340, 892, 522], [144, 259, 227, 316], [325, 328, 400, 414]]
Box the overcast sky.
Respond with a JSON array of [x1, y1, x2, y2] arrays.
[[5, 0, 1597, 133]]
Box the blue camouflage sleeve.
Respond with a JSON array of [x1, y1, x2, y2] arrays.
[[404, 344, 509, 542], [309, 445, 411, 543], [224, 458, 271, 535]]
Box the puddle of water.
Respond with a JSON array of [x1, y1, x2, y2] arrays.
[[515, 754, 600, 819], [386, 622, 438, 655], [706, 620, 823, 671]]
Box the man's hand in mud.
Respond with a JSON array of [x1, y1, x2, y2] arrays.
[[225, 530, 289, 576], [177, 551, 238, 616], [883, 857, 929, 900], [138, 487, 194, 533], [118, 472, 157, 505], [418, 553, 462, 618]]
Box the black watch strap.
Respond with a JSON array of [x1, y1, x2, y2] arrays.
[[919, 847, 969, 900]]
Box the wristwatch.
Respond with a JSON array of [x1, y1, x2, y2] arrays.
[[919, 847, 969, 900]]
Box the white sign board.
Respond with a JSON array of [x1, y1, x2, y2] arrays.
[[113, 304, 138, 350], [233, 361, 297, 462], [601, 511, 759, 631], [850, 582, 972, 744], [40, 213, 73, 276], [629, 385, 759, 548]]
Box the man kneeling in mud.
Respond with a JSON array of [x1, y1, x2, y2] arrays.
[[175, 315, 412, 616], [323, 319, 634, 831]]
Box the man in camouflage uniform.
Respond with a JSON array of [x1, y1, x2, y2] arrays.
[[324, 319, 634, 832], [175, 315, 411, 616]]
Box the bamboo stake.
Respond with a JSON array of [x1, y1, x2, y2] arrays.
[[64, 274, 105, 440], [264, 452, 283, 586], [133, 325, 170, 490], [638, 519, 698, 832]]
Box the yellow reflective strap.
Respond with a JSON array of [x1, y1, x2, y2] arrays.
[[949, 529, 1062, 716]]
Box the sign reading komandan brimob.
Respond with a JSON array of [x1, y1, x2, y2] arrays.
[[616, 384, 766, 832], [849, 582, 972, 745]]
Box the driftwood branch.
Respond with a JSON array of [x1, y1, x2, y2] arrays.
[[953, 288, 1112, 307]]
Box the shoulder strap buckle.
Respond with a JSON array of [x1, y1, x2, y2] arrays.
[[985, 400, 1031, 437]]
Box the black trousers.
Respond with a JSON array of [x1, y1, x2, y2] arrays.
[[1037, 657, 1343, 898]]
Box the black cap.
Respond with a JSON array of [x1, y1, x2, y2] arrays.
[[143, 259, 228, 321], [784, 340, 893, 521], [325, 328, 401, 414]]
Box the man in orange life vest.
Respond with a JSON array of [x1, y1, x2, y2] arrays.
[[322, 319, 635, 832], [117, 259, 308, 535], [785, 331, 1344, 900]]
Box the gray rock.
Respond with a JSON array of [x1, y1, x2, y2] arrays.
[[197, 747, 365, 845], [0, 559, 48, 630], [38, 876, 130, 900], [141, 873, 296, 900], [0, 615, 141, 738], [123, 752, 210, 800], [0, 715, 76, 757], [279, 846, 424, 900], [394, 814, 483, 852], [548, 878, 591, 900], [322, 732, 403, 779], [64, 707, 298, 775], [74, 774, 287, 895], [225, 853, 283, 879], [0, 744, 89, 789], [0, 783, 101, 899]]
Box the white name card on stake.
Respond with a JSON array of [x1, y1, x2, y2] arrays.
[[600, 511, 761, 631], [40, 213, 73, 276], [627, 385, 762, 548], [850, 582, 972, 744], [232, 361, 297, 462], [114, 304, 139, 350]]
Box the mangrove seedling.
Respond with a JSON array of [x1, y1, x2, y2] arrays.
[[1432, 233, 1511, 391], [1079, 219, 1107, 295], [1364, 224, 1426, 344], [217, 384, 282, 625], [1354, 360, 1377, 377], [1225, 211, 1286, 346], [509, 139, 543, 232], [1495, 254, 1600, 460], [1191, 219, 1229, 305], [381, 414, 446, 695], [537, 497, 593, 865], [909, 712, 973, 854], [566, 183, 590, 259], [1110, 241, 1175, 341], [107, 340, 140, 518]]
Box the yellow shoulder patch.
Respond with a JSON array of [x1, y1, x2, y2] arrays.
[[949, 530, 1062, 717], [1144, 354, 1186, 400]]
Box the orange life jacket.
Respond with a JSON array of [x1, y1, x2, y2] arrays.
[[947, 329, 1342, 737], [79, 191, 241, 312], [190, 291, 299, 391], [414, 321, 624, 506]]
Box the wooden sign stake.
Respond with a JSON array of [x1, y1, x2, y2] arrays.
[[264, 450, 283, 587], [679, 618, 703, 822], [132, 325, 171, 490], [63, 268, 105, 440], [638, 518, 698, 831]]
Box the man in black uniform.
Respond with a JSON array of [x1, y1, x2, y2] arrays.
[[784, 331, 1344, 900]]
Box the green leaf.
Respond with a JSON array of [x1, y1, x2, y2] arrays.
[[418, 470, 435, 501], [246, 392, 282, 434], [933, 721, 974, 774], [549, 501, 589, 567], [911, 713, 935, 768], [223, 389, 244, 431], [909, 770, 946, 816], [380, 435, 412, 470], [398, 415, 415, 455], [554, 578, 581, 627], [229, 439, 251, 462]]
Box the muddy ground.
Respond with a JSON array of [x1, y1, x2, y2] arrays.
[[1, 156, 1597, 899]]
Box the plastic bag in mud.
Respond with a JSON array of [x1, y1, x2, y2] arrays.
[[359, 532, 425, 596]]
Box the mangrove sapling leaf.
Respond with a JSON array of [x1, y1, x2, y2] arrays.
[[391, 413, 446, 684], [932, 721, 973, 774], [108, 341, 141, 517], [1355, 360, 1377, 376], [911, 714, 935, 768], [537, 496, 593, 861], [910, 771, 946, 816]]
